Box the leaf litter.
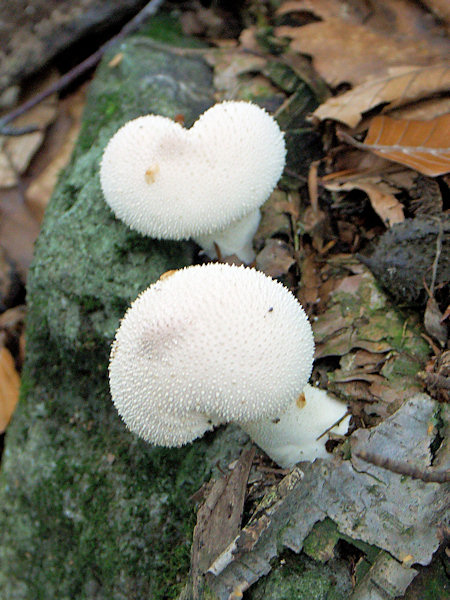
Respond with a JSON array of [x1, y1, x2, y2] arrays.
[[188, 395, 448, 600], [0, 1, 449, 598], [172, 2, 449, 596]]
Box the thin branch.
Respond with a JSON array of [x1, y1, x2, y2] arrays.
[[430, 217, 443, 295], [0, 0, 165, 134], [1, 125, 40, 136], [355, 450, 450, 483]]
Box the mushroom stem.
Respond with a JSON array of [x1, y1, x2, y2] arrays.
[[241, 384, 350, 468], [193, 208, 261, 263]]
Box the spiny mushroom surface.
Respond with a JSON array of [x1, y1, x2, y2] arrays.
[[100, 101, 286, 262], [110, 263, 350, 467], [110, 263, 313, 446]]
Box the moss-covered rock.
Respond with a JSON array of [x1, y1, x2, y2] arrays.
[[249, 551, 352, 600], [0, 28, 242, 600]]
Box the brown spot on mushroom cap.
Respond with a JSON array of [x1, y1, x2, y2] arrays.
[[144, 164, 160, 184], [296, 392, 306, 409]]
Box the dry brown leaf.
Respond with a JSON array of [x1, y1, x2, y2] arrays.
[[25, 84, 86, 221], [354, 114, 450, 177], [255, 190, 292, 243], [0, 345, 20, 433], [275, 20, 446, 89], [255, 239, 295, 278], [296, 253, 322, 309], [0, 72, 58, 188], [388, 96, 450, 121], [275, 0, 449, 88], [313, 63, 450, 127], [323, 176, 404, 227], [0, 188, 41, 277], [276, 0, 354, 21], [307, 160, 320, 214], [204, 49, 266, 97], [238, 27, 261, 53], [277, 0, 445, 38], [180, 4, 225, 38], [421, 0, 450, 23], [424, 297, 448, 346]]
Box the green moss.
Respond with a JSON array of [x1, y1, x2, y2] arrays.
[[404, 550, 449, 600], [139, 13, 206, 48], [303, 519, 340, 562], [76, 23, 212, 156], [248, 552, 352, 600]]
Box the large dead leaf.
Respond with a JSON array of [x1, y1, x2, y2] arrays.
[[0, 345, 20, 433], [277, 0, 449, 38], [275, 1, 450, 89], [312, 63, 450, 127], [348, 114, 450, 177]]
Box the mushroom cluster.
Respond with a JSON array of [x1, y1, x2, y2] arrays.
[[109, 263, 349, 468], [100, 101, 286, 263]]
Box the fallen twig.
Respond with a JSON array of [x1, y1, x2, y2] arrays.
[[0, 0, 165, 135], [355, 449, 450, 483]]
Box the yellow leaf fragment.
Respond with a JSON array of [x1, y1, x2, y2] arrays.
[[0, 346, 20, 433], [108, 53, 124, 68]]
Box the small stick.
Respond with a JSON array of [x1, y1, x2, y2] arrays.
[[0, 0, 165, 133], [355, 449, 450, 483], [429, 217, 443, 295]]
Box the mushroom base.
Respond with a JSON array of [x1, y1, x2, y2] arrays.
[[194, 208, 261, 263], [241, 384, 350, 468]]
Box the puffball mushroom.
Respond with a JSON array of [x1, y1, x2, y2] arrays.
[[100, 101, 286, 263], [109, 263, 349, 468]]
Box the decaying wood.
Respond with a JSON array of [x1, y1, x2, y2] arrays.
[[190, 447, 255, 599]]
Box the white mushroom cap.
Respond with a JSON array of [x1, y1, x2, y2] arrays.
[[109, 263, 314, 447], [100, 101, 286, 242]]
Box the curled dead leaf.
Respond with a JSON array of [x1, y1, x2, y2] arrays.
[[312, 63, 450, 128], [358, 114, 450, 177], [323, 176, 405, 227]]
